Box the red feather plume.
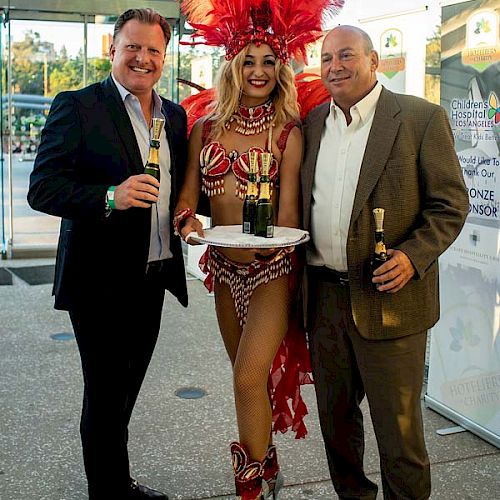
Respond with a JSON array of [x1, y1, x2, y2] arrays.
[[181, 0, 344, 62]]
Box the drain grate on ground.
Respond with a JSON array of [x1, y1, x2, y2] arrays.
[[7, 265, 55, 285], [0, 268, 13, 286], [175, 387, 207, 399], [50, 332, 75, 341]]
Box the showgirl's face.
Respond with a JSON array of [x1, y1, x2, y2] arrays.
[[240, 43, 277, 106]]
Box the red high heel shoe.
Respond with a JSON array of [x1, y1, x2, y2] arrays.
[[262, 445, 284, 499], [231, 441, 264, 500]]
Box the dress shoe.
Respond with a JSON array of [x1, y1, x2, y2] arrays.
[[127, 479, 168, 499]]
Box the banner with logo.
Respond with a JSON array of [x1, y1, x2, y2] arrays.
[[425, 0, 500, 448], [360, 8, 427, 96], [377, 28, 406, 93]]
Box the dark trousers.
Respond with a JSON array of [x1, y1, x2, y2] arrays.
[[69, 270, 165, 499], [307, 269, 430, 500]]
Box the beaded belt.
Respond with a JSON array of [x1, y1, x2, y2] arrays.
[[201, 246, 293, 326]]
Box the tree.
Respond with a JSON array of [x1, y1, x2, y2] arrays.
[[49, 59, 83, 95], [59, 45, 68, 64], [87, 57, 112, 85], [11, 31, 53, 96]]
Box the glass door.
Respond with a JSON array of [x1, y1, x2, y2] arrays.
[[6, 17, 86, 255], [1, 7, 180, 258], [0, 11, 6, 256]]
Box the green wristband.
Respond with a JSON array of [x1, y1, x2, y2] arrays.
[[106, 186, 116, 210]]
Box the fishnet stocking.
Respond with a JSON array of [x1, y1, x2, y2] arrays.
[[215, 274, 290, 461]]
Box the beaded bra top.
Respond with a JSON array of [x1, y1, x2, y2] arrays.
[[200, 120, 297, 199]]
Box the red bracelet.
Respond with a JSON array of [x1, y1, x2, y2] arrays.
[[173, 208, 196, 236]]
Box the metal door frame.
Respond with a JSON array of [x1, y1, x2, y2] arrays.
[[0, 2, 181, 258]]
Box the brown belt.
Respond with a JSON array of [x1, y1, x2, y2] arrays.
[[308, 265, 349, 286]]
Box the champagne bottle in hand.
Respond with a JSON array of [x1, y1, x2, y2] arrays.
[[371, 208, 388, 289], [144, 117, 165, 182]]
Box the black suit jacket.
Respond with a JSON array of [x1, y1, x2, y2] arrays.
[[28, 76, 188, 310]]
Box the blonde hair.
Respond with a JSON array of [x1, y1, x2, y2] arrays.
[[207, 45, 299, 140]]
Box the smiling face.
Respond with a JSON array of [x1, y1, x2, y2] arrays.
[[321, 27, 379, 113], [110, 19, 166, 98], [240, 43, 277, 106]]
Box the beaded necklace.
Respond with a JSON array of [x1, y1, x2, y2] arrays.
[[226, 100, 275, 135]]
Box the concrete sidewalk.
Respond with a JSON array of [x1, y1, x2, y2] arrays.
[[0, 258, 499, 500]]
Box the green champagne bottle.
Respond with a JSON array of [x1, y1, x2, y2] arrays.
[[144, 117, 165, 181], [242, 150, 259, 234], [255, 152, 274, 238]]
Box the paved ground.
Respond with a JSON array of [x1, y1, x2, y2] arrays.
[[0, 257, 499, 500]]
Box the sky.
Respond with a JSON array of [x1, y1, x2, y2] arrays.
[[10, 19, 113, 58]]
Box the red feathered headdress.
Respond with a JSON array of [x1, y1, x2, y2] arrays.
[[180, 0, 344, 63]]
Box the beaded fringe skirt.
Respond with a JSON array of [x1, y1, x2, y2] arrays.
[[199, 246, 292, 327]]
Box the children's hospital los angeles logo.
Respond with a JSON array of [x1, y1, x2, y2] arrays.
[[462, 10, 500, 71], [449, 91, 498, 131]]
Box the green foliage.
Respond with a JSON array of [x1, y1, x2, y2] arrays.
[[11, 29, 112, 97], [49, 59, 83, 95], [11, 30, 52, 95], [88, 57, 112, 85], [8, 27, 221, 108], [9, 29, 111, 131], [426, 26, 441, 68]]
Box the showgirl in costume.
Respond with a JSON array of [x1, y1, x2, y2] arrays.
[[174, 1, 343, 498]]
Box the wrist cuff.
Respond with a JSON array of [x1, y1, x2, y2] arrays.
[[173, 207, 196, 236]]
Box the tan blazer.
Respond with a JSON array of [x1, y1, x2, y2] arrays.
[[301, 87, 468, 339]]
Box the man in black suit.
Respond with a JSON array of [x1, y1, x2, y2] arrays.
[[28, 8, 187, 500]]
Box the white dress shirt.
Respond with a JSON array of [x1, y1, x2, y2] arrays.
[[308, 82, 382, 272], [112, 75, 173, 263]]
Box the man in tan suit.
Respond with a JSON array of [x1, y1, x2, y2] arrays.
[[301, 26, 468, 499]]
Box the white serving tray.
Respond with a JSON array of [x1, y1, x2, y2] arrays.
[[186, 225, 309, 248]]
